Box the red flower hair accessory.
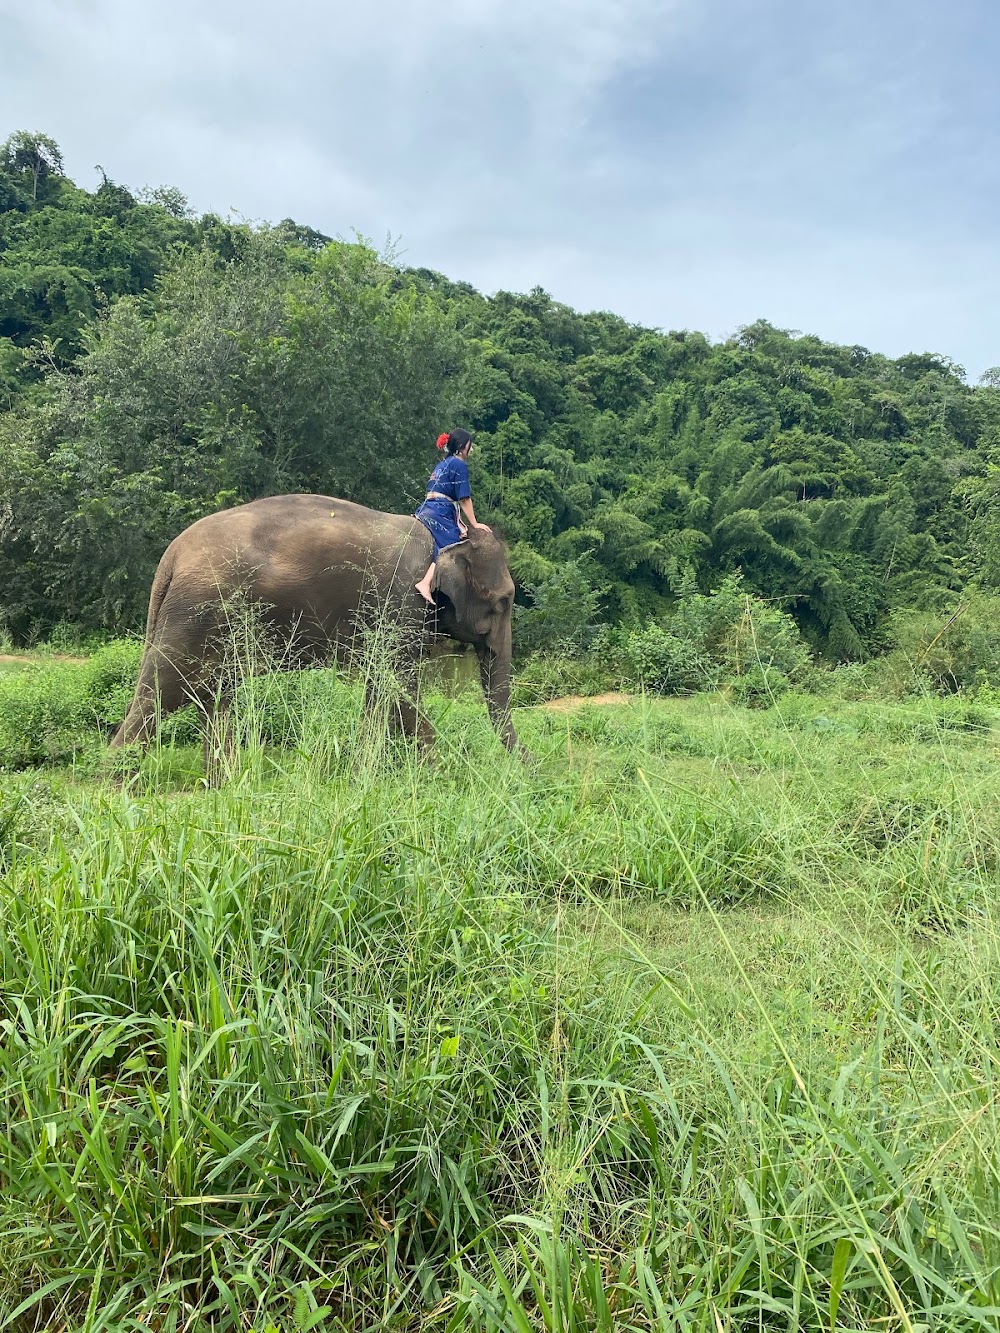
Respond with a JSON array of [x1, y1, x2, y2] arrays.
[[436, 432, 450, 450]]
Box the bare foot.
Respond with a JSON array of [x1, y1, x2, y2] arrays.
[[415, 582, 435, 605]]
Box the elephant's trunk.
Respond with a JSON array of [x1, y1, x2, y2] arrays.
[[476, 629, 522, 754]]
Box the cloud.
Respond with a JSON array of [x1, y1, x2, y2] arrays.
[[1, 0, 997, 375], [2, 0, 687, 238]]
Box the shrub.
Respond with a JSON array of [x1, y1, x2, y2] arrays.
[[729, 664, 792, 708], [44, 621, 112, 654], [511, 652, 620, 706], [670, 572, 812, 681], [889, 596, 1000, 693], [0, 661, 90, 767], [514, 559, 604, 657], [79, 638, 143, 729], [620, 623, 714, 693], [621, 573, 812, 696], [0, 639, 143, 767]]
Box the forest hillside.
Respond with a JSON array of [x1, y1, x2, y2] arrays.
[[3, 130, 999, 668]]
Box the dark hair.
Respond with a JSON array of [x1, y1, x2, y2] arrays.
[[437, 428, 472, 456]]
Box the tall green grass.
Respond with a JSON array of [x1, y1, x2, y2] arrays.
[[2, 662, 1000, 1328]]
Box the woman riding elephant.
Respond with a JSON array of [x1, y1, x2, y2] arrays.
[[414, 428, 491, 604]]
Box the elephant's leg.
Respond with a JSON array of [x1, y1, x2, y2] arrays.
[[476, 643, 523, 754], [361, 657, 435, 752], [110, 645, 199, 750], [393, 656, 436, 750]]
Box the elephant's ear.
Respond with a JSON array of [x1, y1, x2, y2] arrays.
[[461, 529, 510, 598], [434, 544, 471, 609]]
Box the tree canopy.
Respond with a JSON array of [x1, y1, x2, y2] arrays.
[[2, 132, 997, 655]]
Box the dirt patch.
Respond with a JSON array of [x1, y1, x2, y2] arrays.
[[0, 652, 88, 666], [540, 691, 631, 713]]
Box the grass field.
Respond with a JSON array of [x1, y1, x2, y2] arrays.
[[2, 658, 1000, 1330]]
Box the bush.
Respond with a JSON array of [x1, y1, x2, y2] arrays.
[[514, 559, 604, 657], [889, 596, 1000, 693], [729, 665, 792, 708], [0, 639, 143, 767], [0, 661, 91, 767], [621, 573, 812, 696], [44, 621, 112, 654], [79, 638, 143, 729], [670, 572, 812, 680], [620, 623, 714, 693]]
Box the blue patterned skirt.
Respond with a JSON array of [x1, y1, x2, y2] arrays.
[[415, 497, 462, 558]]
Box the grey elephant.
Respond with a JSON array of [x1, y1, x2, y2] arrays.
[[110, 494, 522, 770]]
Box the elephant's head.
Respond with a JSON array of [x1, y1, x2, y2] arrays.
[[434, 529, 514, 651], [434, 531, 521, 752]]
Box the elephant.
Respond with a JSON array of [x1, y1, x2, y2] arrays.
[[110, 494, 522, 773]]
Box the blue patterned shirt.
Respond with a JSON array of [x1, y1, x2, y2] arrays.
[[428, 455, 472, 503]]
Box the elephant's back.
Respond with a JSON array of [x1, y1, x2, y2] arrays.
[[176, 493, 409, 540], [233, 493, 406, 527], [164, 494, 430, 597]]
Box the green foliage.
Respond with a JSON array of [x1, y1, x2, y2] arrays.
[[79, 638, 143, 726], [513, 558, 604, 656], [0, 639, 141, 768], [1, 133, 998, 667], [510, 652, 621, 706], [0, 137, 193, 367], [671, 572, 812, 678], [0, 784, 23, 868], [1, 130, 63, 200], [888, 595, 1000, 692], [0, 659, 92, 767], [0, 231, 465, 632], [620, 621, 714, 693], [622, 573, 812, 695], [729, 663, 792, 707]]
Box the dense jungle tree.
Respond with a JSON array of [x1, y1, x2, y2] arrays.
[[0, 132, 996, 658]]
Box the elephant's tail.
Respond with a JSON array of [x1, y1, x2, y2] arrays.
[[144, 542, 177, 646]]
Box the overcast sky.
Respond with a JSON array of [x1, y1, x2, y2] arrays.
[[2, 0, 998, 377]]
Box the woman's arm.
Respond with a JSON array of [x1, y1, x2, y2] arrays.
[[459, 496, 490, 531]]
